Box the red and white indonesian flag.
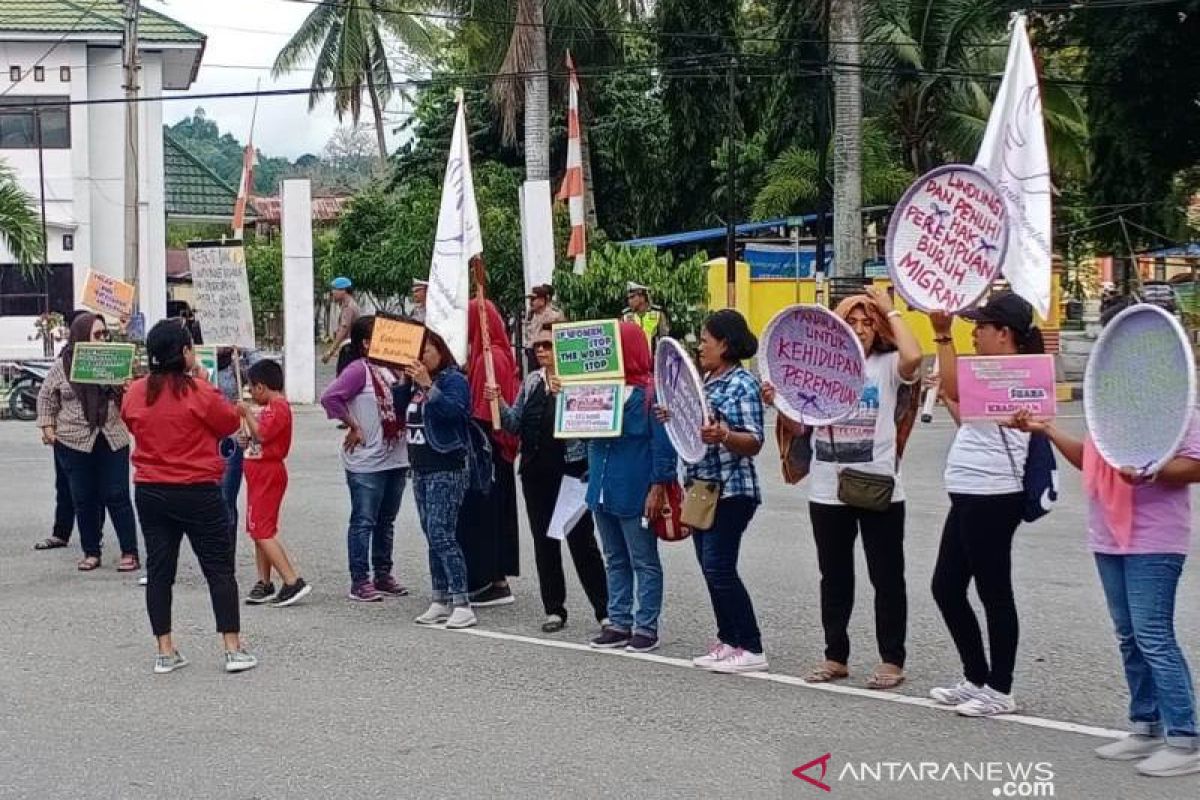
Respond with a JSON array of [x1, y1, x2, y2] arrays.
[[232, 142, 256, 239], [974, 13, 1052, 318], [556, 51, 587, 273], [427, 90, 483, 364]]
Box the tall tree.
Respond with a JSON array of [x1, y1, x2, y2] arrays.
[[831, 0, 863, 274], [0, 162, 43, 273], [272, 0, 434, 162]]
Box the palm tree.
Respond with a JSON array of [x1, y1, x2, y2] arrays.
[[494, 0, 552, 181], [272, 0, 435, 162], [753, 120, 912, 219], [0, 162, 44, 275], [831, 0, 864, 274]]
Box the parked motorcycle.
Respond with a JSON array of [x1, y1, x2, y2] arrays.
[[7, 361, 50, 421]]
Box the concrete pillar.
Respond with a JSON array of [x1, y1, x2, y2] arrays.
[[282, 179, 315, 403]]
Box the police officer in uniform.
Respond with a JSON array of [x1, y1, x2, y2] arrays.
[[621, 282, 669, 351]]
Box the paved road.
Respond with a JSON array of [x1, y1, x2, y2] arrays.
[[2, 400, 1198, 799]]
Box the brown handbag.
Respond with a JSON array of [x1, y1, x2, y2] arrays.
[[680, 479, 721, 531]]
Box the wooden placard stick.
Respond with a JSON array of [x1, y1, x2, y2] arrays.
[[472, 256, 502, 428]]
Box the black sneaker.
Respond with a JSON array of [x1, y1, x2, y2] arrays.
[[589, 626, 631, 649], [272, 578, 312, 607], [626, 633, 660, 653], [470, 584, 515, 608], [245, 581, 276, 605]]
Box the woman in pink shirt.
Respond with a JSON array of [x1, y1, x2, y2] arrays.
[[1014, 407, 1200, 779]]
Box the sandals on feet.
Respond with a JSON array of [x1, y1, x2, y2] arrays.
[[77, 556, 101, 572], [805, 661, 850, 683], [866, 664, 906, 690], [117, 555, 140, 573], [34, 537, 69, 551]]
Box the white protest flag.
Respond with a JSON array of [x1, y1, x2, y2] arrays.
[[974, 13, 1052, 318], [427, 91, 483, 364]]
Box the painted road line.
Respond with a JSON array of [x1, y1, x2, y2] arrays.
[[433, 625, 1126, 741]]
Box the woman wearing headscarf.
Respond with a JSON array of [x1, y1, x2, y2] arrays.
[[764, 287, 922, 689], [587, 322, 677, 653], [121, 319, 256, 674], [457, 298, 522, 607], [36, 312, 140, 572], [320, 315, 411, 602]]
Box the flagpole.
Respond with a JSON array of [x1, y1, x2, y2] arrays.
[[472, 257, 502, 428]]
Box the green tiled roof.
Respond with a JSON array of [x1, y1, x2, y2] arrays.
[[0, 1, 204, 43], [164, 131, 252, 220]]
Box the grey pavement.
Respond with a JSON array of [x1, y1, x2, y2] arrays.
[[2, 394, 1199, 799]]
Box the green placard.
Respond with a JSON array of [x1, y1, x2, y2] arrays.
[[68, 343, 136, 385], [552, 320, 624, 382], [554, 381, 625, 439], [194, 345, 218, 384]]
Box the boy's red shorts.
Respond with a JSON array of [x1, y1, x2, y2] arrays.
[[244, 461, 288, 541]]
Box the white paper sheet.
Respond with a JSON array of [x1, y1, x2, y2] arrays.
[[547, 476, 588, 541]]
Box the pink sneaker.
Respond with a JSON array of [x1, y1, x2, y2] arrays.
[[692, 642, 737, 669], [710, 648, 769, 674], [348, 580, 382, 602]]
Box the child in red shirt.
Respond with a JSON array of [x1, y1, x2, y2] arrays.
[[238, 360, 311, 607]]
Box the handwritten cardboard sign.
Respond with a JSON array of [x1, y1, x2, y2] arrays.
[[68, 343, 136, 385], [554, 381, 624, 438], [80, 270, 136, 319], [761, 304, 866, 427], [368, 316, 426, 367], [886, 164, 1010, 313], [654, 337, 709, 464], [553, 320, 624, 382], [188, 242, 256, 349], [1084, 303, 1196, 472], [957, 354, 1057, 421]]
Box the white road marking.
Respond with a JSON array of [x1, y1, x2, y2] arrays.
[[433, 625, 1126, 740]]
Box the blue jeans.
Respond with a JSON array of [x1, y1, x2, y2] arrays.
[[414, 469, 471, 606], [593, 509, 663, 636], [345, 468, 407, 583], [1095, 553, 1198, 749], [693, 496, 762, 653], [219, 438, 243, 544], [56, 439, 138, 559]]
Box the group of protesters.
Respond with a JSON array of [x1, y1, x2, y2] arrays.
[[30, 275, 1200, 778]]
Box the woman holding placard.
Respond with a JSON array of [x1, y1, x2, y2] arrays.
[[586, 322, 677, 653], [486, 323, 609, 633], [36, 312, 140, 572], [764, 288, 922, 690], [927, 291, 1043, 718], [677, 310, 769, 673]]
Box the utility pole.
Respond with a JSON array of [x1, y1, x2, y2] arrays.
[[122, 0, 140, 288], [814, 0, 832, 306], [724, 55, 738, 308]]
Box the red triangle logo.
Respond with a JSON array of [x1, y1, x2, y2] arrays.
[[792, 753, 832, 792]]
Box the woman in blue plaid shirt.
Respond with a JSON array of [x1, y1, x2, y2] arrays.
[[668, 310, 769, 674]]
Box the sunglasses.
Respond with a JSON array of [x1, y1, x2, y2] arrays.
[[92, 329, 111, 341]]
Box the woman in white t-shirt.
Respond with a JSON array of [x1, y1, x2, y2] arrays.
[[927, 291, 1043, 719], [766, 287, 922, 690]]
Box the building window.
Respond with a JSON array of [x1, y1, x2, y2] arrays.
[[33, 66, 44, 82], [60, 66, 70, 83], [62, 234, 74, 252], [0, 97, 70, 149], [8, 66, 19, 82], [0, 264, 73, 317]]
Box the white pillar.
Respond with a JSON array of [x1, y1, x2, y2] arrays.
[[282, 179, 315, 403], [519, 180, 556, 294]]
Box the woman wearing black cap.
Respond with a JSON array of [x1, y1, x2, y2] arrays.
[[121, 319, 257, 674], [926, 292, 1044, 717]]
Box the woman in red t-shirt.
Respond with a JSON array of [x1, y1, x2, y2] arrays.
[[121, 320, 257, 675]]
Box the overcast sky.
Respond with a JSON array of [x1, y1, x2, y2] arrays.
[[148, 0, 409, 160]]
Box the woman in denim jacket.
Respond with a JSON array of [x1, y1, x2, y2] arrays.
[[393, 329, 477, 629], [587, 322, 677, 653]]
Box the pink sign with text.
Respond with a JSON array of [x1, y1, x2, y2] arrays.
[[957, 354, 1057, 421]]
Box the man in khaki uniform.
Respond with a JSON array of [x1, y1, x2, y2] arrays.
[[522, 284, 565, 372], [323, 276, 361, 375]]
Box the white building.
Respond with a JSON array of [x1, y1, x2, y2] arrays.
[[0, 1, 204, 358]]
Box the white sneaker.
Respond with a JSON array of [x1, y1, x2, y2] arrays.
[[1135, 745, 1200, 777], [138, 576, 148, 586], [445, 606, 478, 629], [710, 648, 769, 674], [224, 649, 258, 674], [930, 679, 985, 706], [955, 686, 1017, 717], [153, 650, 188, 674], [692, 642, 737, 669], [414, 602, 452, 625], [1095, 735, 1163, 761]]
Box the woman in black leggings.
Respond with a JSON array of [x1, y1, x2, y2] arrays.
[[927, 292, 1044, 717]]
